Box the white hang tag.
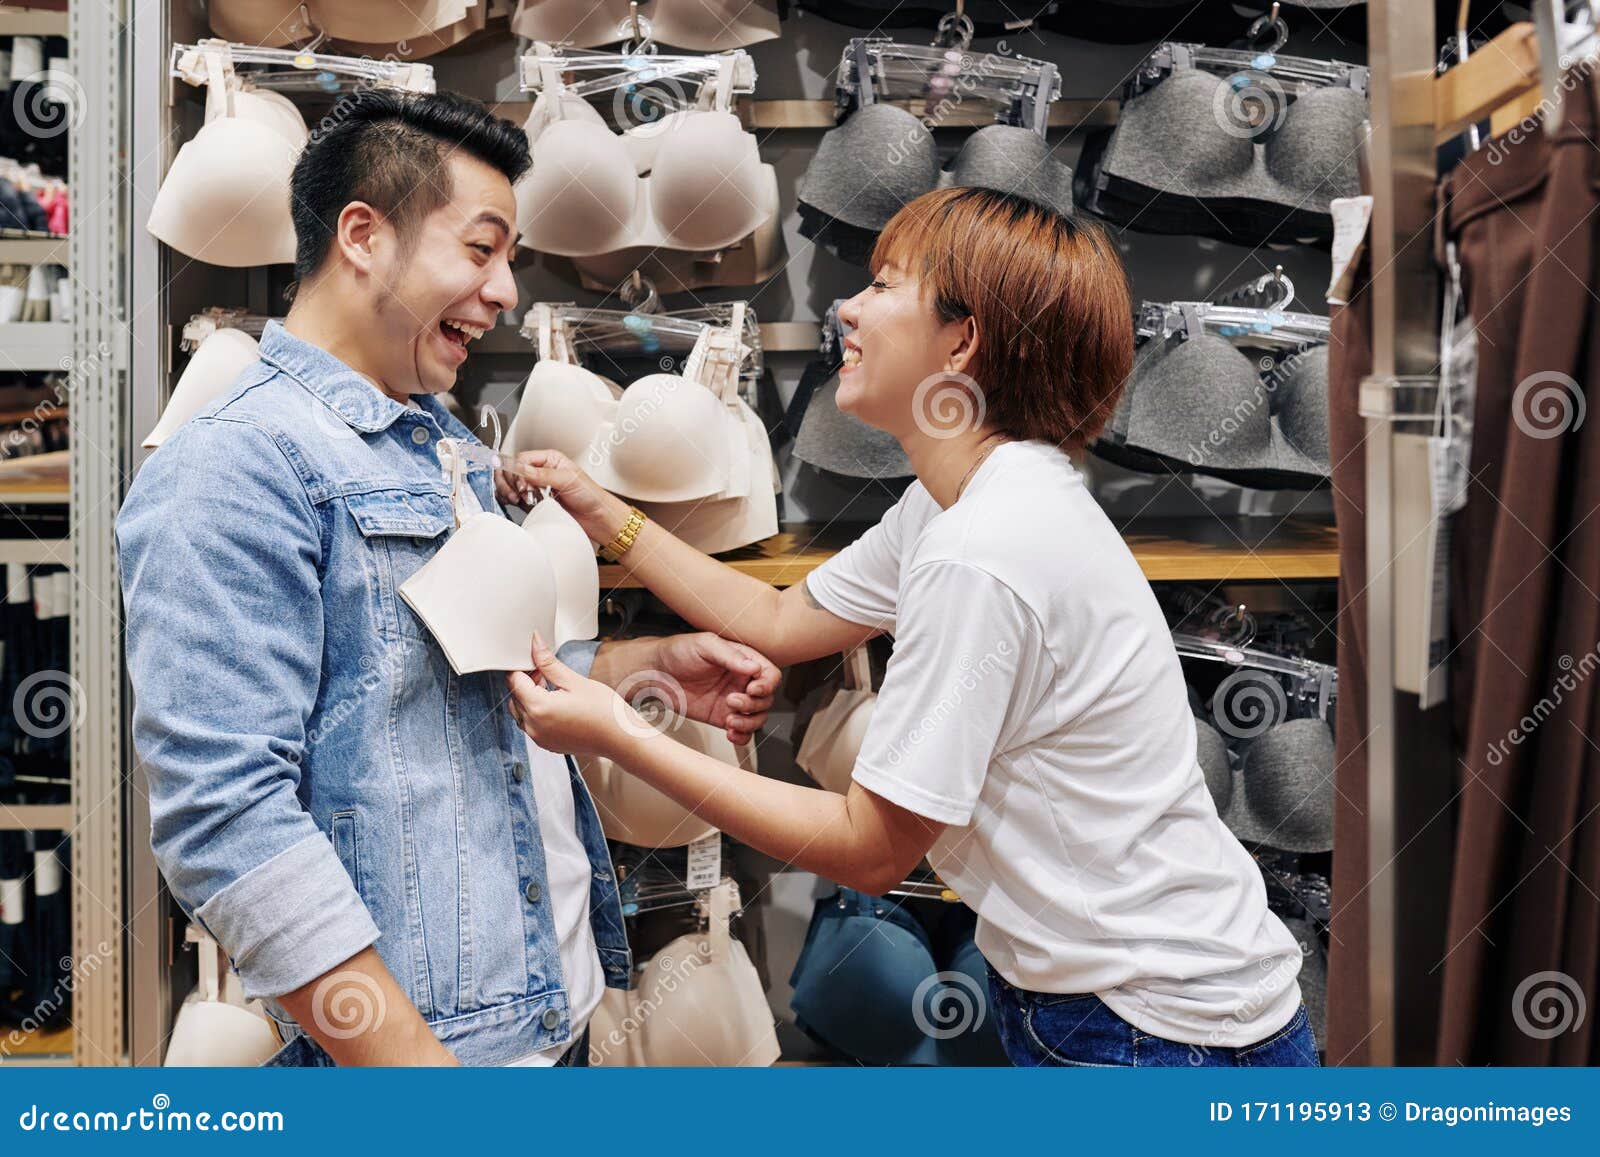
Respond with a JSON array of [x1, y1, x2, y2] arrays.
[[33, 849, 62, 898], [685, 831, 721, 892], [0, 878, 23, 925], [1418, 436, 1455, 711], [1327, 195, 1374, 306]]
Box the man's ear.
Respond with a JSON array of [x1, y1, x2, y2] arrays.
[[334, 201, 383, 273]]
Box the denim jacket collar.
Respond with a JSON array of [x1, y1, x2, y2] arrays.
[[258, 319, 473, 442]]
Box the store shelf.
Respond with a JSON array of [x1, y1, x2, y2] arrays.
[[0, 324, 72, 372], [0, 6, 68, 37], [490, 97, 1119, 134], [0, 237, 68, 265], [0, 449, 68, 503], [0, 1025, 73, 1064], [0, 536, 69, 563], [0, 803, 72, 830], [599, 516, 1338, 590]]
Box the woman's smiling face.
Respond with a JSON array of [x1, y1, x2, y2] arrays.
[[834, 259, 976, 442]]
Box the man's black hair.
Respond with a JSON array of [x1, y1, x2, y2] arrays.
[[287, 89, 530, 290]]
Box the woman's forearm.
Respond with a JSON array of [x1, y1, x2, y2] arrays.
[[612, 728, 912, 895]]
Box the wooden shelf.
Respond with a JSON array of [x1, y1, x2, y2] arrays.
[[0, 237, 68, 265], [0, 449, 68, 504], [600, 516, 1338, 590], [1435, 22, 1540, 145], [0, 6, 68, 37], [0, 803, 71, 830], [0, 1025, 72, 1062]]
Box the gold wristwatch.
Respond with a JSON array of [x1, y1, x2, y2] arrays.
[[598, 506, 647, 562]]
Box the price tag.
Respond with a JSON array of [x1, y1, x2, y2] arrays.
[[685, 832, 721, 892]]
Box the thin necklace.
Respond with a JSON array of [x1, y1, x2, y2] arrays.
[[956, 433, 1007, 502]]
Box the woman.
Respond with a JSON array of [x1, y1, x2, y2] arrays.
[[504, 187, 1317, 1068]]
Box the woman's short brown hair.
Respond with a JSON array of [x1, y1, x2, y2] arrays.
[[872, 186, 1133, 451]]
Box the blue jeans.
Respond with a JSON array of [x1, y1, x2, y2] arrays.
[[987, 967, 1320, 1067]]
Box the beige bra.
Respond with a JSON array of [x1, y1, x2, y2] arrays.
[[514, 58, 773, 258], [144, 325, 262, 448], [146, 51, 307, 267], [207, 1, 472, 47], [510, 0, 780, 51], [398, 434, 598, 673], [795, 646, 876, 795]]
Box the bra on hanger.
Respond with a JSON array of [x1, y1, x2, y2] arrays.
[[208, 1, 472, 48], [794, 646, 876, 795], [510, 0, 780, 51], [144, 322, 263, 448], [514, 78, 773, 258], [146, 52, 308, 267], [397, 436, 599, 674], [786, 300, 914, 480], [579, 711, 756, 848]]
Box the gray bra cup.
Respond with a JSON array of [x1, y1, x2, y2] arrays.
[[1262, 85, 1366, 200], [1129, 334, 1274, 466], [1107, 70, 1256, 189], [797, 103, 939, 230], [943, 124, 1074, 217], [1270, 346, 1330, 466]]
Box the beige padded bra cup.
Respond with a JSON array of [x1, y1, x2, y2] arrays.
[[144, 327, 262, 448], [579, 712, 755, 847], [795, 648, 875, 794], [511, 0, 780, 51], [208, 1, 470, 46], [397, 445, 599, 674], [147, 82, 307, 267], [515, 97, 770, 258]]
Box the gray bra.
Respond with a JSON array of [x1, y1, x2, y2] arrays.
[[797, 103, 1073, 235], [1100, 69, 1365, 215], [1096, 332, 1330, 490]]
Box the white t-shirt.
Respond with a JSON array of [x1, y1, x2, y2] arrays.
[[504, 737, 605, 1066], [806, 440, 1303, 1048]]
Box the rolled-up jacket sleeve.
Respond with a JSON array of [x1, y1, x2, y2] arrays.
[[117, 417, 379, 1000]]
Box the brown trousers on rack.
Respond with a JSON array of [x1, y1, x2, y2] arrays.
[[1327, 73, 1600, 1066], [1432, 72, 1600, 1066]]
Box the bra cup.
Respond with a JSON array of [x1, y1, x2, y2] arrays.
[[397, 513, 558, 675], [1117, 70, 1254, 183], [507, 360, 620, 463], [144, 327, 262, 448], [1138, 335, 1274, 462], [1272, 346, 1330, 463], [517, 120, 639, 256], [648, 113, 768, 250], [585, 986, 644, 1066], [578, 712, 726, 847], [510, 0, 624, 47], [945, 125, 1073, 217], [795, 690, 875, 795], [218, 89, 309, 151], [147, 117, 300, 267], [207, 0, 307, 46], [651, 2, 782, 50], [799, 103, 938, 230], [1263, 86, 1365, 198], [521, 498, 600, 648], [620, 109, 693, 176], [315, 0, 461, 42], [589, 373, 732, 502], [635, 932, 779, 1066]]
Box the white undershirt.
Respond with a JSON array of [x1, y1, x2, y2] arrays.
[[503, 735, 605, 1066], [805, 440, 1303, 1048]]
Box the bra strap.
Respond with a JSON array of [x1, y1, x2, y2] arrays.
[[438, 439, 483, 528]]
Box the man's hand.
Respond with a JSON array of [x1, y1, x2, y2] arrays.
[[589, 633, 779, 746]]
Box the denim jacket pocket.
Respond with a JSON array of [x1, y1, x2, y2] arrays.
[[340, 488, 454, 640]]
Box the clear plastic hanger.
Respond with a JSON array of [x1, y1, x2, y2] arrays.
[[834, 21, 1062, 134], [180, 308, 274, 351], [170, 37, 436, 96], [1137, 267, 1331, 353], [518, 40, 756, 107], [1172, 632, 1337, 719], [1532, 0, 1600, 133], [1132, 5, 1369, 101], [886, 864, 962, 903]]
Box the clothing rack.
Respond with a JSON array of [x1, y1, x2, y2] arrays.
[[1356, 8, 1577, 1065]]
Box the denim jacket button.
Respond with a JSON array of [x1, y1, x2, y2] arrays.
[[511, 761, 526, 783], [410, 426, 430, 445], [524, 881, 542, 903], [541, 1008, 562, 1030]]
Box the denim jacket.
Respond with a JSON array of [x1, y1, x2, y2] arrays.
[[118, 321, 631, 1066]]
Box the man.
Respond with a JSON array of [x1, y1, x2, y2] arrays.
[[118, 91, 778, 1066]]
